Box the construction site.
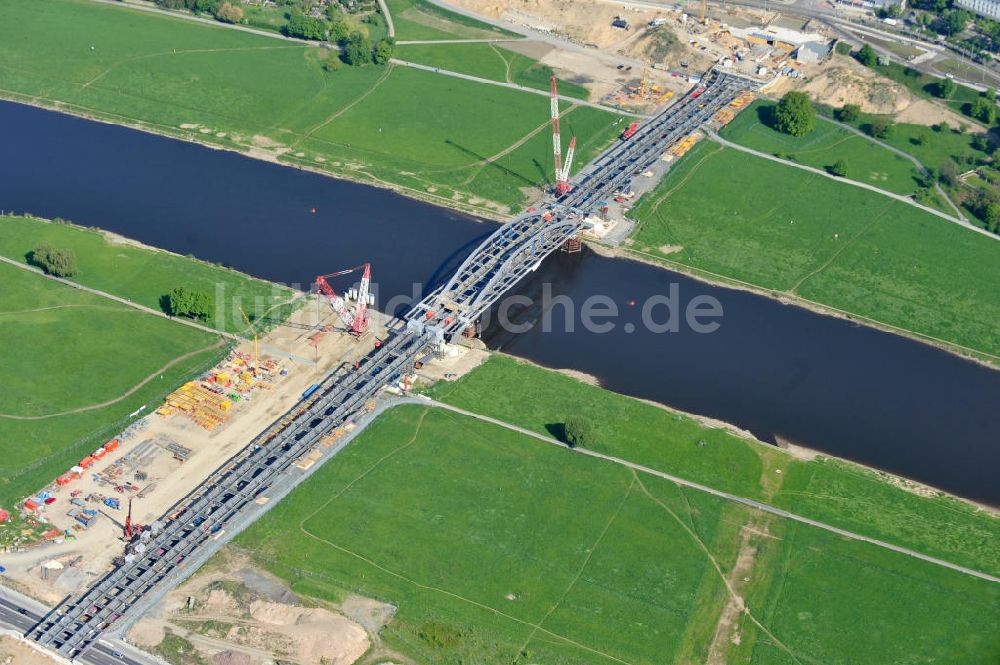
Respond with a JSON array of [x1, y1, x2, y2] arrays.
[[2, 264, 485, 608]]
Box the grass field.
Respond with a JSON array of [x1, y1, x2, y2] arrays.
[[0, 0, 618, 214], [239, 405, 743, 663], [385, 0, 520, 41], [395, 42, 590, 99], [733, 515, 1000, 664], [824, 108, 993, 175], [721, 101, 923, 196], [236, 397, 1000, 663], [0, 216, 295, 335], [630, 141, 1000, 359], [0, 261, 222, 511], [431, 356, 1000, 576]]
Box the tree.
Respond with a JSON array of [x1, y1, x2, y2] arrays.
[[373, 37, 395, 65], [828, 159, 849, 177], [972, 134, 994, 153], [343, 32, 372, 65], [772, 91, 816, 137], [937, 76, 956, 98], [29, 243, 77, 278], [192, 0, 220, 13], [835, 103, 861, 122], [856, 43, 878, 67], [983, 201, 1000, 233], [283, 13, 327, 40], [945, 9, 970, 35], [867, 117, 893, 138], [970, 96, 997, 123], [937, 159, 959, 186], [563, 418, 595, 448], [166, 286, 212, 321], [985, 87, 997, 100], [214, 1, 242, 23], [323, 56, 341, 72], [328, 18, 351, 43]]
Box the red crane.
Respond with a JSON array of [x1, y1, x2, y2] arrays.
[[550, 77, 577, 196], [315, 263, 372, 336]]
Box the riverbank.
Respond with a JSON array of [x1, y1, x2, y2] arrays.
[[589, 241, 1000, 369], [0, 91, 510, 223]]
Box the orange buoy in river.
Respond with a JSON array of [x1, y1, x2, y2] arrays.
[[311, 207, 317, 214]]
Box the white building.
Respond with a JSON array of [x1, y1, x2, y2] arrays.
[[956, 0, 1000, 20]]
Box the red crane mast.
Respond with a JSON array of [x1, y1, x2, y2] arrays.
[[550, 77, 576, 196]]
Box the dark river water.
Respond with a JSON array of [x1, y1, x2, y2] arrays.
[[2, 100, 998, 506]]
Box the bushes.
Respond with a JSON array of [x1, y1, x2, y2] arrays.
[[29, 243, 77, 277], [283, 13, 327, 40], [214, 1, 242, 23], [828, 159, 849, 177], [343, 32, 373, 65], [835, 103, 861, 123]]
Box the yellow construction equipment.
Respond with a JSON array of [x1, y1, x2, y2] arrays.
[[240, 307, 259, 376]]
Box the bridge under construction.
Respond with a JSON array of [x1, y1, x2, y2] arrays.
[[28, 68, 758, 661]]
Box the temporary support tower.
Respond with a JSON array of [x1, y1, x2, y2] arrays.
[[315, 263, 372, 336], [239, 306, 259, 375], [550, 77, 577, 196], [124, 498, 134, 541]]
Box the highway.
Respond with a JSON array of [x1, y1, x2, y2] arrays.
[[0, 592, 152, 665], [18, 69, 757, 662]]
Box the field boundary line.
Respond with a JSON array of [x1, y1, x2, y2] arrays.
[[515, 474, 636, 656], [634, 475, 808, 665], [816, 114, 969, 222], [0, 255, 238, 340], [390, 58, 644, 117], [0, 339, 224, 420], [294, 63, 397, 146], [707, 131, 998, 241], [787, 197, 894, 294], [297, 407, 630, 664], [410, 399, 1000, 584]]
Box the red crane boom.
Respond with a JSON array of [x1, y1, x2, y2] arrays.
[[550, 77, 576, 196], [315, 263, 372, 336]]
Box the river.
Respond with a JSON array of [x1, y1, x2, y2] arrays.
[[2, 100, 998, 506]]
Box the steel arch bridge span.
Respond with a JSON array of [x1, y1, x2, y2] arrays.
[[408, 214, 584, 334], [459, 218, 583, 328]]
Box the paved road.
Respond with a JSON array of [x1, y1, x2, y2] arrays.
[[0, 589, 160, 665], [817, 115, 970, 223], [707, 131, 1000, 240], [390, 59, 647, 117], [411, 398, 1000, 584], [377, 0, 395, 38], [0, 254, 240, 340]]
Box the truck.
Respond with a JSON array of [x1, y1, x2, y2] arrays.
[[621, 122, 639, 139]]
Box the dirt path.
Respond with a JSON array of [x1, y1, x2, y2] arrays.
[[0, 339, 224, 420], [411, 398, 1000, 583], [296, 407, 630, 664], [0, 255, 239, 339], [514, 474, 636, 657], [708, 131, 998, 240], [82, 44, 304, 88], [294, 63, 396, 146]]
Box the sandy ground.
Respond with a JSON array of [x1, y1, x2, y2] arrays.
[[0, 636, 61, 665], [129, 550, 385, 665], [3, 298, 399, 603], [896, 98, 986, 131]]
